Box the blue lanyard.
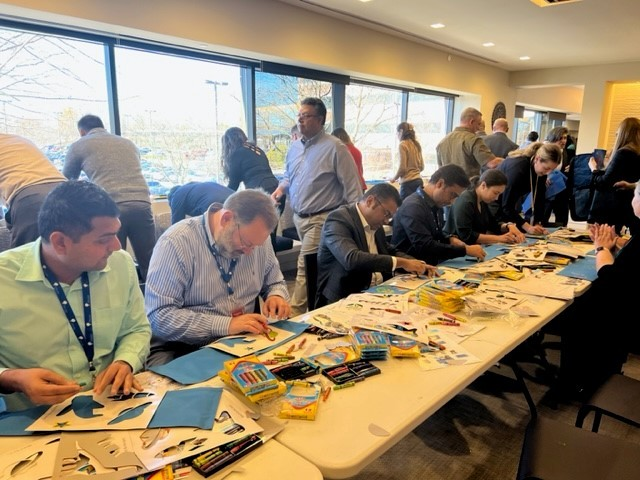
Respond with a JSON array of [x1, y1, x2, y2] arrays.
[[202, 215, 238, 296], [41, 263, 95, 374]]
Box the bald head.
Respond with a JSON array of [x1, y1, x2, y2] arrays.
[[492, 118, 509, 133]]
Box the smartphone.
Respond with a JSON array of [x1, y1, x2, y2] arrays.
[[593, 148, 606, 170]]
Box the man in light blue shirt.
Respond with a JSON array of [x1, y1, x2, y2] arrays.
[[271, 97, 363, 316], [0, 181, 151, 411], [145, 189, 290, 366]]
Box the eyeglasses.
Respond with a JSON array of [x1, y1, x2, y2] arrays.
[[236, 223, 255, 250], [296, 113, 319, 121], [373, 197, 394, 222]]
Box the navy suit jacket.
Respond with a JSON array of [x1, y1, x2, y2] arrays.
[[316, 204, 409, 306]]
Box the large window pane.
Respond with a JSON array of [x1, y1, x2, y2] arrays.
[[408, 92, 451, 175], [0, 28, 108, 168], [115, 48, 245, 194], [255, 72, 332, 175], [345, 84, 402, 181]]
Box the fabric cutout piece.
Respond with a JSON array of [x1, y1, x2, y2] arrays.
[[557, 255, 597, 281], [149, 348, 236, 385], [59, 395, 104, 419], [217, 337, 257, 347], [148, 387, 221, 430], [0, 405, 49, 435], [108, 401, 153, 425]]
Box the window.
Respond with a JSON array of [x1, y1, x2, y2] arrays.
[[407, 92, 452, 175], [115, 47, 246, 194], [255, 72, 332, 175], [344, 83, 402, 181], [0, 28, 108, 169]]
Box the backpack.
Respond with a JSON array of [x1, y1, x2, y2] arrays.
[[566, 153, 594, 222]]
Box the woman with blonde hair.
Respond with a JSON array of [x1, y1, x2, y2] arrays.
[[390, 122, 424, 200], [588, 117, 640, 235], [496, 142, 563, 235]]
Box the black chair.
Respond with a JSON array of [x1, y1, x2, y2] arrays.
[[304, 252, 318, 311], [575, 374, 640, 433], [517, 416, 640, 480]]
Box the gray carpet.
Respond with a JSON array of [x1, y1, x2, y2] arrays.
[[283, 269, 640, 479], [346, 352, 640, 480]]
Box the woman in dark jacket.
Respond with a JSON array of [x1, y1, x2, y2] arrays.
[[588, 117, 640, 236]]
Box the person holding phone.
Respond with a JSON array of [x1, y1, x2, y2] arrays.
[[588, 117, 640, 236]]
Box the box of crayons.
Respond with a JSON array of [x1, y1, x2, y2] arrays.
[[350, 328, 389, 360], [191, 433, 263, 477], [278, 380, 322, 420], [220, 354, 284, 400], [415, 278, 474, 313]]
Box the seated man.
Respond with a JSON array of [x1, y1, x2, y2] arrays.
[[391, 164, 486, 265], [168, 181, 234, 224], [316, 183, 436, 307], [145, 189, 291, 366], [0, 181, 151, 411]]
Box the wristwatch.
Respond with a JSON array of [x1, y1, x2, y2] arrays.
[[595, 246, 609, 254]]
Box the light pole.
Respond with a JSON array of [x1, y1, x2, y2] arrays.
[[205, 80, 228, 179]]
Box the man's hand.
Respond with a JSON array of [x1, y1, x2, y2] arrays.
[[465, 244, 486, 261], [263, 295, 291, 320], [0, 368, 81, 405], [271, 187, 284, 206], [396, 258, 439, 276], [524, 223, 548, 235], [229, 313, 269, 336], [94, 360, 141, 396]]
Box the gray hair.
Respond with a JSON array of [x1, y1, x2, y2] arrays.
[[223, 189, 278, 231]]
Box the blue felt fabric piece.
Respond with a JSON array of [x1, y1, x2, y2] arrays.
[[108, 401, 153, 425], [149, 347, 235, 385], [557, 255, 598, 281], [149, 321, 308, 385], [0, 405, 49, 435], [148, 387, 221, 429]]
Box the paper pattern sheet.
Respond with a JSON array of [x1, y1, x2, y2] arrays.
[[208, 324, 298, 356], [28, 388, 165, 432]]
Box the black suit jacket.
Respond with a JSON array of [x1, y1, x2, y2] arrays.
[[316, 204, 410, 306]]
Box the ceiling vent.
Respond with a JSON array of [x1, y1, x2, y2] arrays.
[[530, 0, 582, 6]]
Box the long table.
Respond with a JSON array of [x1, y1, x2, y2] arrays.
[[271, 295, 572, 478]]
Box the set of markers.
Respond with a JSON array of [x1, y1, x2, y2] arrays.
[[192, 434, 263, 477]]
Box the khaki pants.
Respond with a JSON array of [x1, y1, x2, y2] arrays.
[[289, 211, 330, 317]]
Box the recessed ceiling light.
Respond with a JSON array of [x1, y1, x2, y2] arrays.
[[430, 23, 445, 29], [482, 42, 495, 47], [358, 0, 374, 2], [519, 56, 531, 61]]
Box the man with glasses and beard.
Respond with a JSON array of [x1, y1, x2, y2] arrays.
[[271, 97, 363, 316], [145, 189, 290, 366], [315, 183, 436, 307]]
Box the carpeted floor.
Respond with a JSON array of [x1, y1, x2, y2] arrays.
[[282, 268, 640, 480], [345, 349, 640, 480]]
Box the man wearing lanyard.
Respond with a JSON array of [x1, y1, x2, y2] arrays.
[[0, 181, 151, 411], [145, 189, 290, 366], [271, 97, 363, 316], [316, 183, 437, 307]]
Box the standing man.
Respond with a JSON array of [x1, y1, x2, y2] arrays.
[[392, 164, 486, 266], [145, 189, 290, 366], [64, 115, 156, 280], [0, 134, 66, 247], [436, 107, 502, 178], [316, 184, 436, 306], [271, 98, 362, 316], [0, 181, 151, 411], [483, 118, 519, 159]]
